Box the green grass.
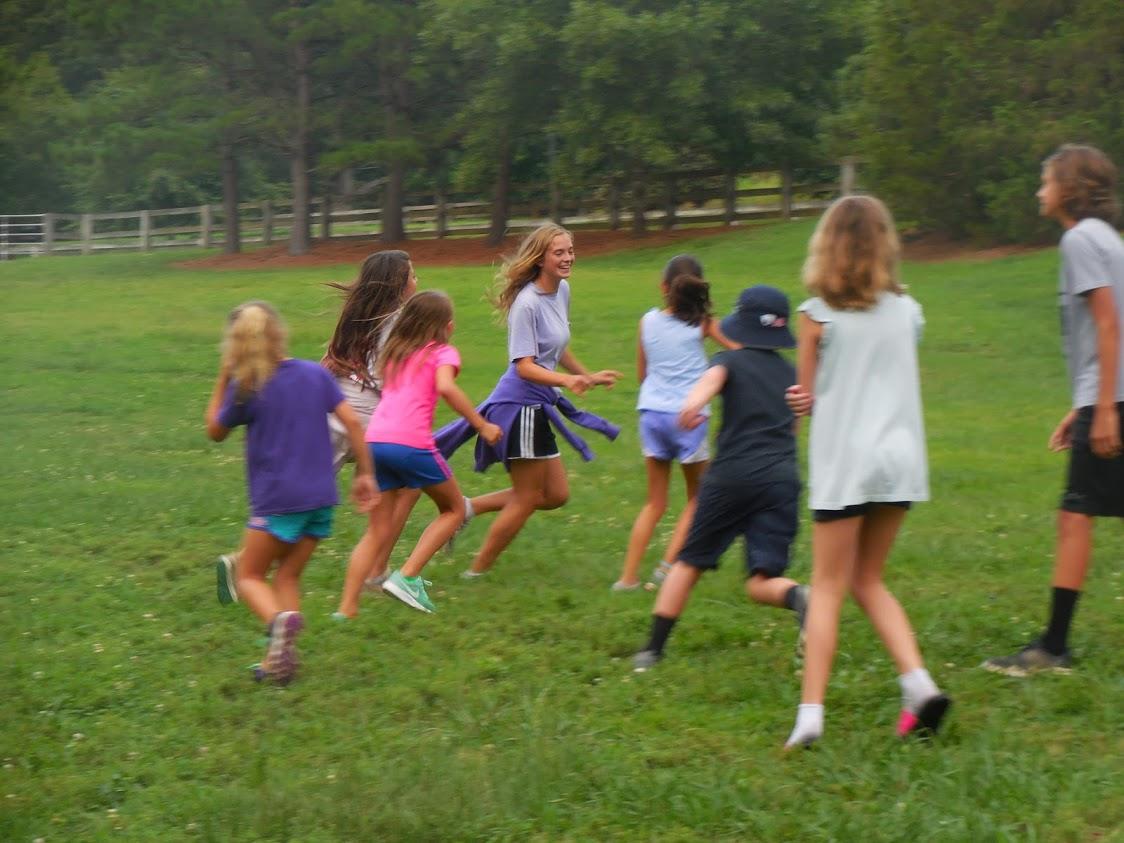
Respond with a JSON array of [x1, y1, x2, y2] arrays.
[[2, 223, 1122, 842]]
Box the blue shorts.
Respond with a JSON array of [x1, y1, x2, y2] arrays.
[[679, 477, 798, 578], [371, 442, 453, 490], [639, 410, 709, 464], [248, 506, 334, 544]]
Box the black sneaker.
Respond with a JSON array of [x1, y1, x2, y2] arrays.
[[632, 650, 662, 673], [982, 641, 1072, 677]]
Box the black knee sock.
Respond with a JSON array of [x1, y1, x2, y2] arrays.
[[645, 614, 678, 655], [783, 584, 801, 611], [1041, 587, 1080, 655]]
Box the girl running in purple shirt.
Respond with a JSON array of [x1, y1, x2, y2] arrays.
[[206, 301, 377, 684]]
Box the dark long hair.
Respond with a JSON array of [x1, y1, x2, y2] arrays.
[[322, 250, 412, 385], [666, 274, 712, 326], [377, 291, 454, 386]]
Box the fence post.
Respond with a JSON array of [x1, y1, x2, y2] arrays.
[[80, 213, 93, 255], [43, 213, 55, 255], [320, 195, 331, 241], [663, 175, 677, 230], [140, 210, 152, 251], [435, 190, 448, 238], [839, 157, 856, 196], [261, 200, 274, 245], [608, 180, 621, 231], [724, 172, 737, 225], [780, 167, 793, 220], [200, 204, 213, 247]]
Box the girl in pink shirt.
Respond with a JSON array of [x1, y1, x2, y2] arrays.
[[336, 291, 501, 616]]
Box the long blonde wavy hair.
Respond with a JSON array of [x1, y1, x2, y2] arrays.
[[803, 195, 903, 310], [222, 301, 288, 398], [491, 223, 573, 314]]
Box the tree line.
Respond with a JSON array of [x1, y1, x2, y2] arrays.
[[2, 0, 1119, 250]]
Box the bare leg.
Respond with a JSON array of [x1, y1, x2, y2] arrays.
[[364, 488, 422, 581], [466, 487, 514, 517], [652, 562, 703, 618], [618, 458, 672, 586], [799, 517, 862, 705], [746, 573, 800, 607], [337, 491, 401, 618], [400, 478, 465, 578], [236, 528, 290, 625], [1053, 510, 1094, 589], [661, 460, 708, 569], [849, 506, 922, 674], [272, 536, 320, 613], [467, 457, 569, 574]]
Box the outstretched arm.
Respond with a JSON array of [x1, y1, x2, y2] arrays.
[[786, 313, 822, 418], [678, 364, 728, 430], [436, 364, 502, 445]]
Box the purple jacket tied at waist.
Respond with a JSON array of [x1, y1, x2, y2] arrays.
[[435, 364, 620, 472]]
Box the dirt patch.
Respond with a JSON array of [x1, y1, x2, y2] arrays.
[[177, 225, 746, 271], [901, 232, 1045, 263]]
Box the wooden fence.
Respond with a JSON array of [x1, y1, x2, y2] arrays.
[[0, 160, 859, 259]]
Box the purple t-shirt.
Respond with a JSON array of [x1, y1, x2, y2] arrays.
[[218, 358, 345, 517]]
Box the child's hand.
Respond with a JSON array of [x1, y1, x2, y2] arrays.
[[478, 421, 503, 446], [565, 374, 595, 396], [590, 369, 623, 389], [1049, 409, 1077, 452], [678, 406, 705, 430], [351, 474, 380, 513], [1090, 404, 1121, 458], [785, 385, 814, 416]]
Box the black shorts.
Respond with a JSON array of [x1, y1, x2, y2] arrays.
[[1061, 403, 1124, 517], [812, 501, 912, 523], [506, 405, 560, 460], [678, 477, 798, 578]]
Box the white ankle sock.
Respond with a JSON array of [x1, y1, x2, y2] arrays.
[[463, 496, 475, 522], [899, 667, 939, 713], [785, 703, 824, 748]]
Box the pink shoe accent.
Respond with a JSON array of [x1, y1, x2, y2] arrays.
[[896, 709, 919, 737]]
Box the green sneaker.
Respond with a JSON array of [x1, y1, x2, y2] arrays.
[[383, 570, 436, 613], [982, 640, 1073, 677], [216, 554, 238, 605]]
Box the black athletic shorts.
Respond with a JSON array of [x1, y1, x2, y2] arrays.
[[506, 404, 560, 460], [678, 476, 798, 578], [1061, 403, 1124, 517], [812, 501, 912, 523]]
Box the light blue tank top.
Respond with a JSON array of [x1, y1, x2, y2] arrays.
[[636, 309, 710, 415]]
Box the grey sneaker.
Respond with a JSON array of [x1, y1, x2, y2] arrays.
[[632, 650, 662, 673], [790, 585, 810, 660], [645, 561, 673, 591], [982, 641, 1073, 677], [362, 572, 389, 593], [216, 554, 238, 605]]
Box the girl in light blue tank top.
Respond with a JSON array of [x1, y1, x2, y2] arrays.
[[615, 256, 736, 590]]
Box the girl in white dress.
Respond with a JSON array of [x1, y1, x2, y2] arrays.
[[784, 195, 951, 749]]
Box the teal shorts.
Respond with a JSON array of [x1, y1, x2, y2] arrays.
[[248, 506, 334, 544]]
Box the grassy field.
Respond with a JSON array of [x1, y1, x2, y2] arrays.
[[2, 222, 1122, 842]]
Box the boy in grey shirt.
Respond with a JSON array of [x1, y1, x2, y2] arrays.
[[985, 144, 1124, 675]]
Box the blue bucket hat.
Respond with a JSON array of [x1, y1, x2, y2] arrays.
[[719, 285, 796, 349]]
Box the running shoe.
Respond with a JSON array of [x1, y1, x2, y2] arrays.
[[897, 694, 952, 738], [632, 649, 662, 672], [263, 611, 304, 685], [216, 554, 238, 604], [383, 571, 436, 613], [981, 641, 1072, 677]]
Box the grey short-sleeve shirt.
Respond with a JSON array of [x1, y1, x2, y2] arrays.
[[1058, 218, 1124, 408], [507, 279, 571, 371]]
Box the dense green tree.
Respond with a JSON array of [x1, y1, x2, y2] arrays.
[[837, 0, 1123, 241]]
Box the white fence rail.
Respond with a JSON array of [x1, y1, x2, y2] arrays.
[[2, 160, 859, 259]]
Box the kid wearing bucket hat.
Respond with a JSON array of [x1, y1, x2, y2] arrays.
[[633, 285, 810, 671]]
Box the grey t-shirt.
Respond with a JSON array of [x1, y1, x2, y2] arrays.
[[508, 279, 571, 370], [1059, 218, 1124, 408]]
